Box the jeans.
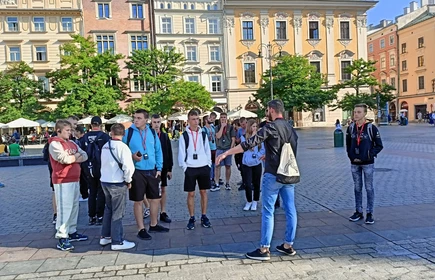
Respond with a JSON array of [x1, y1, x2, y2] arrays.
[[101, 184, 128, 245], [242, 164, 262, 202], [260, 173, 297, 248], [87, 176, 105, 218], [351, 164, 375, 213]]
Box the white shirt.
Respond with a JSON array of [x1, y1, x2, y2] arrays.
[[100, 140, 135, 184], [178, 126, 211, 171]]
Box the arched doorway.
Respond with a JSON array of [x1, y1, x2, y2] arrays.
[[401, 101, 408, 117], [389, 103, 396, 121]]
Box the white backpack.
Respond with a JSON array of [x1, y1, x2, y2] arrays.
[[276, 143, 300, 184]]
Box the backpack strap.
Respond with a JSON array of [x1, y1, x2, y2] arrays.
[[126, 127, 134, 147], [108, 140, 123, 170], [201, 131, 207, 145], [367, 123, 373, 143], [183, 131, 189, 162]]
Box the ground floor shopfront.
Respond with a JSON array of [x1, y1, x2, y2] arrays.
[[397, 93, 435, 121]]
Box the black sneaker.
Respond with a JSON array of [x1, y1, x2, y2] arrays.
[[89, 217, 96, 225], [57, 238, 74, 251], [137, 229, 152, 240], [96, 217, 103, 226], [210, 184, 220, 192], [160, 212, 172, 223], [211, 179, 216, 186], [365, 213, 375, 224], [187, 217, 195, 230], [238, 184, 245, 191], [143, 208, 150, 219], [276, 244, 297, 256], [149, 224, 170, 232], [69, 232, 88, 242], [349, 211, 364, 222], [246, 249, 270, 261], [52, 213, 57, 225], [219, 179, 224, 185], [225, 183, 231, 190], [201, 215, 211, 228]]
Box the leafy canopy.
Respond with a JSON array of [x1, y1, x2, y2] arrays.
[[253, 55, 338, 112], [0, 62, 46, 123], [46, 34, 126, 118]]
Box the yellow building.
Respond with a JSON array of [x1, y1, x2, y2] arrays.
[[0, 0, 82, 110], [222, 0, 376, 126], [397, 5, 435, 120]]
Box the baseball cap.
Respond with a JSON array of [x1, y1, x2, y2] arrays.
[[91, 116, 102, 125]]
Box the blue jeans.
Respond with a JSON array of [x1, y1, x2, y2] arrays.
[[351, 164, 375, 213], [101, 184, 128, 245], [260, 173, 297, 248]]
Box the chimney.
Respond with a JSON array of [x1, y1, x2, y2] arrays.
[[410, 1, 418, 11], [380, 19, 387, 26], [404, 6, 410, 14]]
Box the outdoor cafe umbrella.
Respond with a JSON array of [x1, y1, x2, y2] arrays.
[[41, 121, 56, 128], [35, 119, 47, 125], [106, 114, 133, 124], [167, 112, 188, 121], [227, 109, 257, 119], [78, 116, 109, 125], [6, 118, 40, 128]]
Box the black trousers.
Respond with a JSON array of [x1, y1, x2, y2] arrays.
[[87, 176, 105, 218], [80, 172, 89, 199], [242, 164, 262, 202], [234, 153, 245, 184]]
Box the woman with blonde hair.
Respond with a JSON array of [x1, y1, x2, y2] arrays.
[[240, 119, 265, 211]]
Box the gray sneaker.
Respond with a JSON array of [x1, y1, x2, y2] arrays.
[[210, 184, 220, 192]]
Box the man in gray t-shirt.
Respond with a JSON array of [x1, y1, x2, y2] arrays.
[[211, 112, 236, 192]]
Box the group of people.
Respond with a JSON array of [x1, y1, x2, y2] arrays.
[[44, 100, 384, 262]]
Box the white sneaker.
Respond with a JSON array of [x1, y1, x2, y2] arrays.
[[111, 240, 136, 251], [243, 202, 252, 211], [79, 197, 88, 202], [99, 237, 112, 246], [251, 201, 258, 211]]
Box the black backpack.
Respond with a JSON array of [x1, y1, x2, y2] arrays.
[[42, 142, 50, 161], [83, 133, 104, 178], [182, 130, 207, 162]]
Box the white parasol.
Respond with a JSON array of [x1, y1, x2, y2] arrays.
[[41, 121, 56, 128], [78, 116, 109, 125], [6, 118, 40, 128], [227, 109, 257, 119], [167, 112, 188, 121], [106, 114, 133, 124]]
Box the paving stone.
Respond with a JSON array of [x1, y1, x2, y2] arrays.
[[0, 260, 45, 276], [115, 252, 153, 266], [37, 257, 82, 272]]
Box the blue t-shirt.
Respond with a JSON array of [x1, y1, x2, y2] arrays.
[[202, 125, 216, 150], [237, 128, 245, 140]]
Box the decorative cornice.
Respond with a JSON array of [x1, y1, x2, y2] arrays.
[[307, 38, 321, 48], [325, 17, 334, 33], [308, 12, 320, 20], [357, 16, 367, 33], [339, 50, 355, 59], [240, 12, 255, 19], [223, 16, 235, 35], [240, 39, 256, 49], [260, 17, 269, 34], [306, 50, 324, 60], [274, 12, 288, 20], [293, 16, 302, 34], [338, 38, 352, 48]]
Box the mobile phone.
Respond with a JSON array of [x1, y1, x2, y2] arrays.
[[136, 151, 142, 157]]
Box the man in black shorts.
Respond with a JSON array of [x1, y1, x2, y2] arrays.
[[178, 109, 212, 230], [123, 109, 168, 241], [151, 114, 173, 223]]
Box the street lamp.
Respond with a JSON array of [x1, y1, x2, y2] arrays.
[[257, 42, 282, 100]]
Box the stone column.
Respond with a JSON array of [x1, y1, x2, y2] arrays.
[[357, 14, 368, 59], [293, 10, 302, 55], [325, 11, 336, 85], [223, 10, 237, 107]]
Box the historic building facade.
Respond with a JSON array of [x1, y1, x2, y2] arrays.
[[222, 0, 376, 127], [396, 2, 435, 121], [0, 0, 82, 109], [154, 0, 227, 109], [82, 0, 153, 101], [367, 21, 398, 119]]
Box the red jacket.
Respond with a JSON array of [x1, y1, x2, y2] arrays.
[[48, 137, 88, 184]]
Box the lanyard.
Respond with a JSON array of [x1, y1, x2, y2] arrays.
[[222, 125, 227, 136], [158, 131, 161, 139], [140, 128, 147, 151], [190, 129, 199, 151], [206, 126, 213, 140], [356, 123, 365, 146]]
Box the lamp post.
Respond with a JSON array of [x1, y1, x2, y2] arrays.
[[258, 42, 282, 100]]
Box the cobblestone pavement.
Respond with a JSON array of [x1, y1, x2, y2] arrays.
[[1, 124, 435, 279]]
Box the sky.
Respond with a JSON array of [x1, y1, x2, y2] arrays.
[[367, 0, 417, 24]]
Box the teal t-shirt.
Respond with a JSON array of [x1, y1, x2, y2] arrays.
[[202, 125, 216, 151], [9, 143, 20, 156]]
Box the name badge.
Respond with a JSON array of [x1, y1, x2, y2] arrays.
[[222, 139, 226, 143], [252, 154, 257, 159], [143, 153, 149, 160], [193, 154, 198, 160]]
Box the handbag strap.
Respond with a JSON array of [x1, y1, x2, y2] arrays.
[[108, 140, 123, 170]]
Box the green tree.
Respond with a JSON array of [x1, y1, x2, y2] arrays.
[[46, 34, 126, 118], [127, 81, 215, 116], [126, 48, 184, 91], [331, 58, 382, 112], [0, 62, 46, 123], [253, 55, 338, 113]]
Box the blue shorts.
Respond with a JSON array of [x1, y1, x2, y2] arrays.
[[216, 149, 232, 166]]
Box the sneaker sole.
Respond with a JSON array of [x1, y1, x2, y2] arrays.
[[245, 254, 270, 261], [100, 242, 111, 246], [186, 226, 195, 230], [111, 245, 136, 251], [137, 234, 152, 240], [365, 220, 375, 224], [210, 189, 220, 192], [69, 238, 88, 242], [349, 217, 363, 222], [276, 247, 297, 256], [201, 223, 211, 228], [57, 244, 74, 251], [149, 229, 170, 233]]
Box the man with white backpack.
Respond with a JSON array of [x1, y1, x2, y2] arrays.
[[216, 100, 298, 261]]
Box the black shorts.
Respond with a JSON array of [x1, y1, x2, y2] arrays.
[[211, 150, 216, 163], [161, 168, 169, 187], [130, 170, 161, 201], [184, 166, 211, 192]]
